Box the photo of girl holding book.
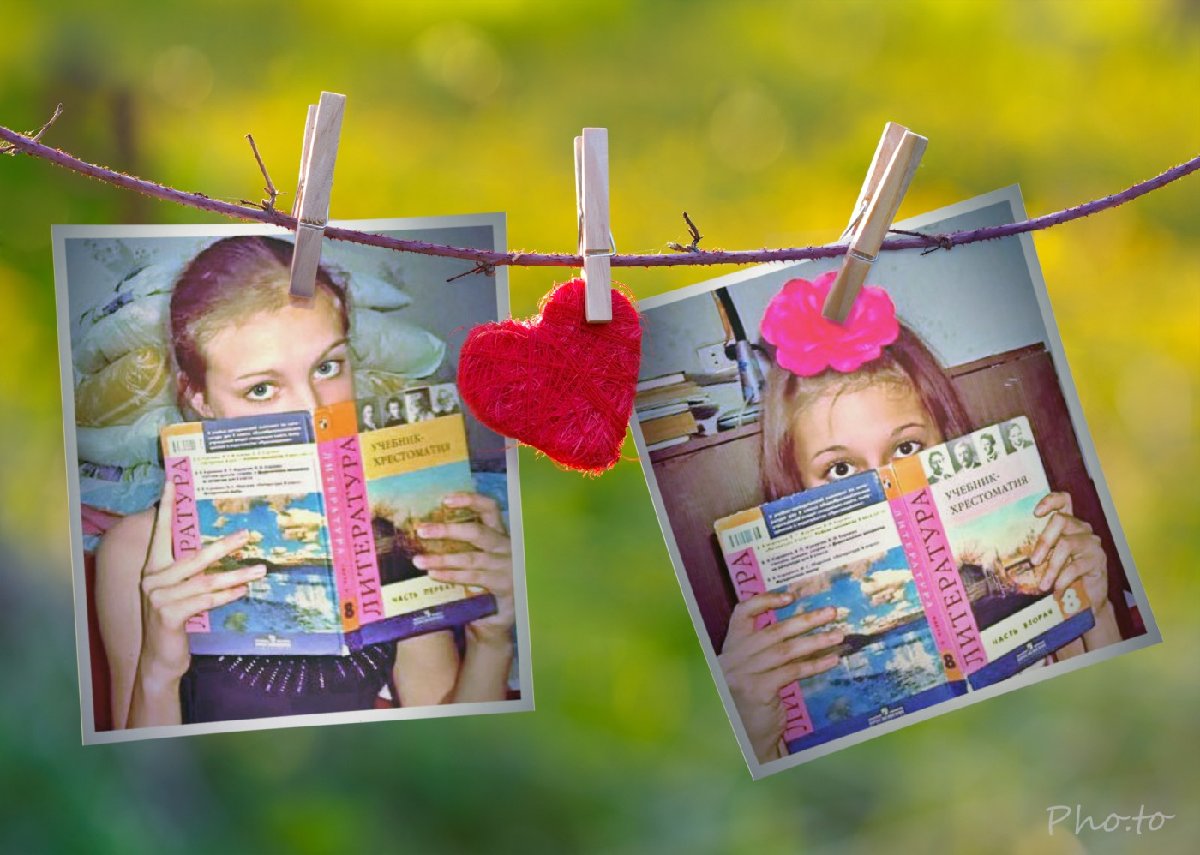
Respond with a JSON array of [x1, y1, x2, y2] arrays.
[[716, 272, 1121, 763], [94, 236, 516, 729]]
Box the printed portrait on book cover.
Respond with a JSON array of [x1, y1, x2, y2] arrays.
[[55, 217, 532, 744], [948, 437, 982, 473], [1001, 417, 1034, 453], [383, 396, 406, 427], [977, 428, 1002, 464], [404, 386, 437, 423], [924, 449, 952, 484], [632, 188, 1159, 777], [431, 383, 462, 416], [359, 400, 381, 432]]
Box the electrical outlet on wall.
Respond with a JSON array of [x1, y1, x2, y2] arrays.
[[697, 342, 736, 374]]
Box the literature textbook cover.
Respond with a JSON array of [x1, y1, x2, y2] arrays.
[[715, 472, 966, 754], [313, 392, 497, 648], [890, 416, 1095, 688], [161, 386, 497, 656], [162, 411, 345, 655]]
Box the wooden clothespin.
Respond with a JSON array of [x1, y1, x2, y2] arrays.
[[823, 122, 927, 323], [289, 92, 346, 299], [575, 127, 613, 323]]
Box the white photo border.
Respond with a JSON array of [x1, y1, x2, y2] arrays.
[[53, 215, 534, 745], [632, 186, 1162, 779]]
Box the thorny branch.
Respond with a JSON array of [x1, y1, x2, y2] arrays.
[[667, 211, 704, 253], [0, 103, 63, 155], [1, 113, 1197, 271], [446, 261, 496, 283], [890, 228, 955, 256], [241, 134, 279, 213]]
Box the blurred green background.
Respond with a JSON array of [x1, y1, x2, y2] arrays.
[[1, 1, 1197, 852]]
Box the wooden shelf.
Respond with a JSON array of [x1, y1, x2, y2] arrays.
[[647, 420, 762, 463]]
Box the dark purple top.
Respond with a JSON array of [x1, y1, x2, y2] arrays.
[[180, 643, 396, 723]]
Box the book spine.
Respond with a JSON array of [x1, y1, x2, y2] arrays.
[[641, 410, 698, 445], [164, 454, 209, 633], [895, 467, 987, 676], [338, 434, 385, 626], [881, 466, 965, 683], [355, 594, 499, 646], [318, 433, 360, 638], [724, 544, 814, 745]]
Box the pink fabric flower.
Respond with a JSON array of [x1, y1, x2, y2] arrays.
[[760, 271, 899, 376]]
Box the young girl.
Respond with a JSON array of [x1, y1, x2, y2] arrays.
[[96, 236, 515, 729], [718, 272, 1120, 762]]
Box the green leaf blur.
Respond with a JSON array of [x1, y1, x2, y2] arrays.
[[0, 1, 1196, 852]]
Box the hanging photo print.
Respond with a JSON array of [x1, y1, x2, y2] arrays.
[[632, 187, 1160, 778], [54, 215, 532, 743]]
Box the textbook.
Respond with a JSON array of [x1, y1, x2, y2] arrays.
[[887, 416, 1095, 688], [160, 390, 497, 656], [714, 416, 1093, 754]]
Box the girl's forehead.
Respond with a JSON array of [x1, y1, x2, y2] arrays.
[[200, 295, 345, 366], [807, 373, 920, 411], [790, 375, 937, 446]]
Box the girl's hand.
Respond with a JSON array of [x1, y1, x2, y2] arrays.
[[412, 493, 514, 647], [138, 479, 266, 684], [1032, 492, 1109, 614], [718, 593, 843, 763]]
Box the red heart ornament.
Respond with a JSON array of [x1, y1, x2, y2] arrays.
[[458, 278, 642, 473]]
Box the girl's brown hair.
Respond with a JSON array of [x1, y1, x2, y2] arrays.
[[169, 236, 350, 412], [760, 323, 973, 500]]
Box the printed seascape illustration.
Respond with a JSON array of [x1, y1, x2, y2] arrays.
[[773, 547, 948, 731], [197, 492, 340, 635]]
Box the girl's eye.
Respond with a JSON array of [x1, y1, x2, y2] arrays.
[[893, 440, 924, 459], [314, 359, 342, 379], [824, 460, 858, 481], [245, 382, 276, 402]]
